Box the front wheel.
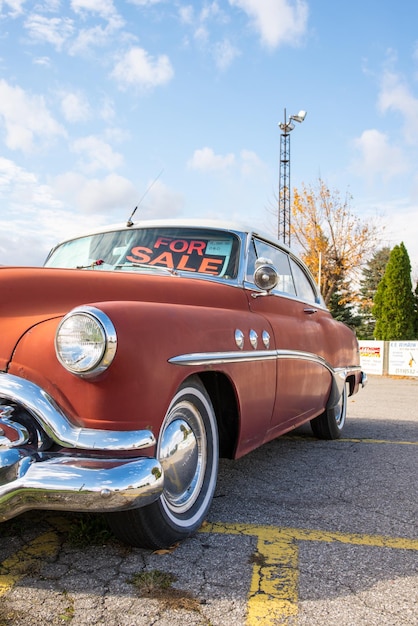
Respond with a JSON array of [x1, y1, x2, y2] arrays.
[[107, 377, 219, 549], [310, 382, 347, 440]]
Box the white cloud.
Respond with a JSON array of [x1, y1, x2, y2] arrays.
[[352, 129, 408, 182], [187, 147, 235, 171], [0, 157, 63, 210], [229, 0, 308, 48], [111, 46, 174, 90], [200, 2, 223, 22], [68, 25, 110, 55], [54, 171, 137, 214], [240, 149, 267, 177], [24, 14, 74, 50], [70, 0, 124, 27], [194, 25, 209, 44], [33, 56, 53, 67], [128, 0, 164, 5], [0, 79, 66, 152], [60, 91, 91, 122], [0, 157, 37, 196], [213, 38, 240, 70], [137, 179, 184, 220], [179, 5, 194, 25], [71, 135, 124, 172], [99, 97, 116, 123], [378, 69, 418, 144], [379, 202, 418, 276], [0, 0, 25, 17], [187, 147, 264, 175], [0, 157, 67, 265]]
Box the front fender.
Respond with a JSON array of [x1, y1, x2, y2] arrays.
[[9, 300, 276, 437]]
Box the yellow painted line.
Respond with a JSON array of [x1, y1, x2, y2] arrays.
[[284, 435, 418, 445], [201, 522, 418, 625], [0, 530, 60, 598], [204, 522, 418, 551], [341, 437, 418, 446], [247, 530, 298, 624]]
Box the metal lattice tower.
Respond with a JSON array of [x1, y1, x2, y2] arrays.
[[278, 129, 291, 246], [278, 108, 306, 247]]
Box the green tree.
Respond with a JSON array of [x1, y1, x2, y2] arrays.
[[373, 242, 416, 340], [329, 281, 362, 330], [358, 247, 391, 339], [414, 281, 418, 337]]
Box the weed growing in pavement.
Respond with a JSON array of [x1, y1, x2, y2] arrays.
[[128, 569, 203, 613], [65, 513, 114, 548], [129, 569, 176, 593], [58, 591, 75, 622]]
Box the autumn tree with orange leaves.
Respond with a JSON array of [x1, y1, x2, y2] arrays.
[[291, 179, 381, 307]]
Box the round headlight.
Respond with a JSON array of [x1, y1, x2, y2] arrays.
[[55, 306, 117, 377]]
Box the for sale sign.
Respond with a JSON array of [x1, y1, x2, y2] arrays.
[[359, 342, 385, 375]]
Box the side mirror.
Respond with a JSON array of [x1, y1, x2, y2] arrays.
[[253, 257, 279, 292]]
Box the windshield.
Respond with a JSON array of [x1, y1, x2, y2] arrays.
[[45, 227, 240, 278]]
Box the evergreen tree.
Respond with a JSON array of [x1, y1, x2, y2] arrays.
[[329, 286, 362, 329], [373, 243, 416, 340], [358, 247, 391, 339], [414, 281, 418, 338]]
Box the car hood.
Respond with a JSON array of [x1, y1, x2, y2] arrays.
[[0, 266, 246, 369]]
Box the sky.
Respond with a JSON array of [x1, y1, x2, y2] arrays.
[[1, 0, 418, 278]]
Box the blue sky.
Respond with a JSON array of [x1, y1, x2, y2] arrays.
[[1, 0, 418, 277]]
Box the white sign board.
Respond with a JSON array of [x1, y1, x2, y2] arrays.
[[388, 341, 418, 377], [359, 341, 385, 375]]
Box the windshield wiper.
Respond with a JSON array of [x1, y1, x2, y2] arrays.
[[114, 263, 177, 275]]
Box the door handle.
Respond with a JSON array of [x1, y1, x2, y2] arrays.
[[304, 308, 318, 314]]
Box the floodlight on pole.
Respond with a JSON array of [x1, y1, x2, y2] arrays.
[[278, 108, 306, 246]]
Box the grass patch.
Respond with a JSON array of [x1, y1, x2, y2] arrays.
[[128, 569, 202, 613], [58, 591, 75, 622], [66, 514, 113, 548], [129, 569, 176, 594]]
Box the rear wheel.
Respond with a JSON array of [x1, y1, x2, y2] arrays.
[[107, 377, 219, 549], [310, 382, 347, 440]]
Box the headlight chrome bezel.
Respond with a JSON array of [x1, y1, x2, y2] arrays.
[[55, 306, 117, 378]]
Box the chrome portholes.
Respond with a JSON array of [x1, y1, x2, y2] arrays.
[[249, 329, 258, 349], [262, 330, 270, 349], [235, 329, 245, 350], [235, 329, 270, 350]]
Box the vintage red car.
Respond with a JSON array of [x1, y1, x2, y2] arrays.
[[0, 219, 366, 548]]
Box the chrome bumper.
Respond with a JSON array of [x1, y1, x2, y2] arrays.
[[0, 373, 163, 521]]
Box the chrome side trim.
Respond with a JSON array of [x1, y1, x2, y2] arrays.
[[168, 349, 362, 396], [0, 373, 155, 451], [169, 350, 278, 365]]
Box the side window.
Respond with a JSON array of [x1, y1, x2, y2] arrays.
[[290, 258, 318, 303], [248, 238, 296, 296]]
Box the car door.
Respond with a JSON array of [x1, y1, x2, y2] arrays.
[[245, 237, 332, 437]]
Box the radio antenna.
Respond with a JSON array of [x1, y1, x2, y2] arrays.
[[126, 168, 164, 227]]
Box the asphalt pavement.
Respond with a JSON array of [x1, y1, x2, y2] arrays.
[[0, 375, 417, 625]]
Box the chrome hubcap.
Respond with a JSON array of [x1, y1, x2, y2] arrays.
[[158, 401, 206, 513]]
